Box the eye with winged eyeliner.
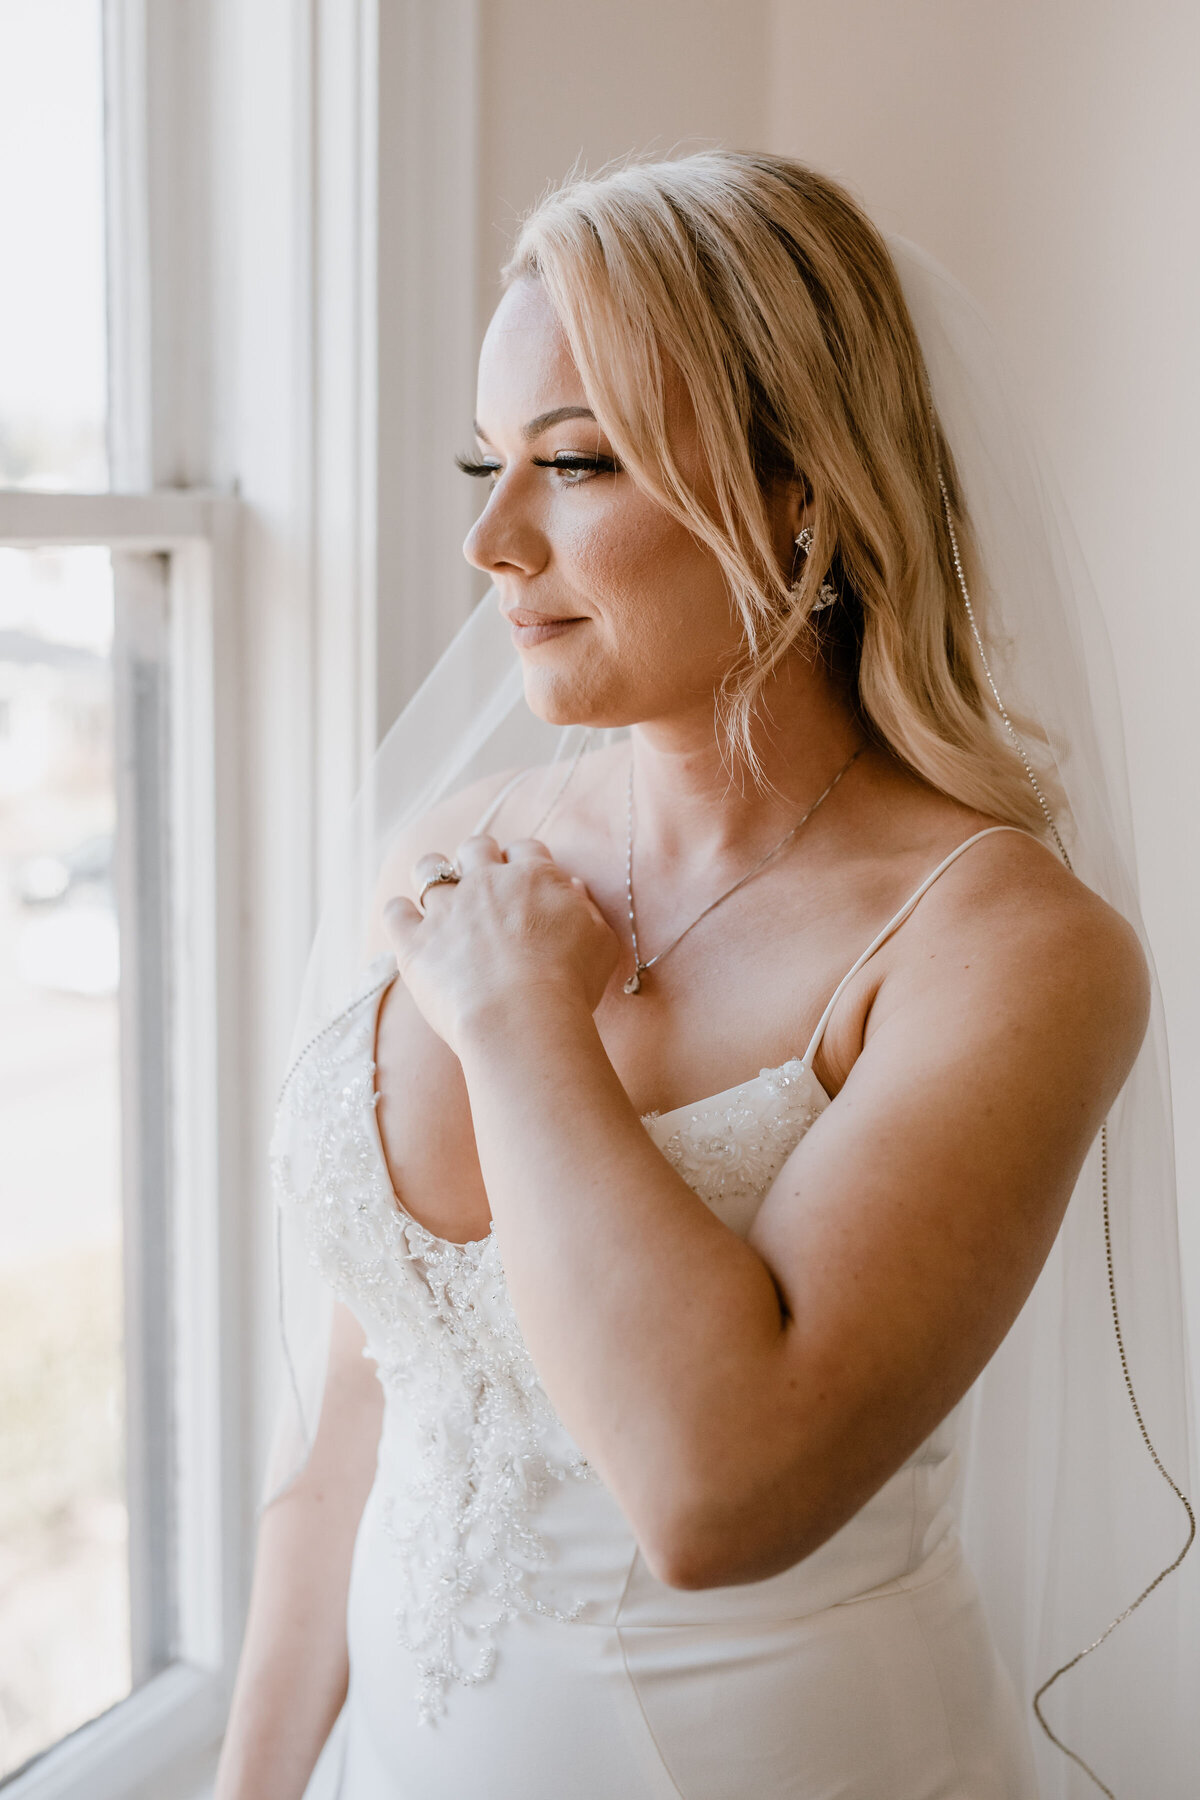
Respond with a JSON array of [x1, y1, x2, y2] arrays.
[[454, 452, 621, 482]]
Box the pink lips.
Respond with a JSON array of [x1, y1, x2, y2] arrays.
[[503, 608, 586, 648]]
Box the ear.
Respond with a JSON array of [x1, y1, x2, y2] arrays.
[[766, 475, 811, 575], [784, 483, 810, 544]]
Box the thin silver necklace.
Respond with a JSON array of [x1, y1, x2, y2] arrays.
[[622, 744, 863, 994]]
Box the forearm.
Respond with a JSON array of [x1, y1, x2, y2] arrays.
[[456, 988, 789, 1564], [215, 1485, 355, 1800], [217, 1305, 380, 1798]]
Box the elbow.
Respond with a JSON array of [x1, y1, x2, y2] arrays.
[[639, 1527, 724, 1593], [631, 1481, 739, 1590], [626, 1412, 851, 1591], [639, 1536, 727, 1593], [637, 1495, 828, 1593]]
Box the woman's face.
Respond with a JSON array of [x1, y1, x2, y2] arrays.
[[463, 278, 787, 730]]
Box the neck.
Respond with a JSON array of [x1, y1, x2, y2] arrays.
[[628, 656, 864, 866]]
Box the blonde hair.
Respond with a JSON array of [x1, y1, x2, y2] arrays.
[[504, 150, 1050, 832]]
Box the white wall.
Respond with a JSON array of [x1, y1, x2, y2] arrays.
[[766, 0, 1200, 1309]]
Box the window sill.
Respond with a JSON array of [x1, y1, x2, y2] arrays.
[[4, 1664, 225, 1800]]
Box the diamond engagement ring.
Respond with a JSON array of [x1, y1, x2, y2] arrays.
[[416, 860, 461, 910]]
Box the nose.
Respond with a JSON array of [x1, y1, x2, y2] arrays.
[[462, 477, 547, 579]]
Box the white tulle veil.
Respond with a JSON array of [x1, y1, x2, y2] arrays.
[[265, 233, 1196, 1797]]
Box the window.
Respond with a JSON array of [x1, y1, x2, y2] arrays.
[[0, 2, 108, 494], [0, 5, 240, 1796], [0, 546, 125, 1775], [0, 507, 238, 1800], [3, 0, 459, 1788]]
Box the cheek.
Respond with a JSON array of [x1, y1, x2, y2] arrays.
[[562, 490, 739, 671], [516, 483, 750, 727]]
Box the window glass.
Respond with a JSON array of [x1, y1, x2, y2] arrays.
[[0, 546, 127, 1775], [0, 0, 108, 491]]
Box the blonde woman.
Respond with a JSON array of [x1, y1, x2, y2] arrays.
[[216, 155, 1192, 1799]]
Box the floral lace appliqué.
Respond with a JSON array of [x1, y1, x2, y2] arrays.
[[270, 977, 590, 1723]]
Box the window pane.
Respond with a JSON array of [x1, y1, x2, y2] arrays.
[[0, 1, 108, 492], [0, 546, 127, 1774]]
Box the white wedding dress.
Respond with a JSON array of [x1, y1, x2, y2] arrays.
[[273, 828, 1039, 1798]]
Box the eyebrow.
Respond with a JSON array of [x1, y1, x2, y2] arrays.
[[473, 405, 598, 444]]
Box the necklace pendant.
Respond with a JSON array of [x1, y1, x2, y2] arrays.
[[623, 967, 643, 995]]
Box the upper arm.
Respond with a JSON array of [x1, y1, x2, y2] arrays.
[[744, 869, 1148, 1560], [300, 1302, 384, 1506]]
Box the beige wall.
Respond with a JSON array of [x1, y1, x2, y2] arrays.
[[766, 0, 1200, 1287], [475, 0, 770, 329], [373, 0, 772, 727]]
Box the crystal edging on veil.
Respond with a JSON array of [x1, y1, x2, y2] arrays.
[[264, 233, 1197, 1797]]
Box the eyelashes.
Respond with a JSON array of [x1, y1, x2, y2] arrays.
[[535, 455, 622, 479], [454, 452, 621, 484]]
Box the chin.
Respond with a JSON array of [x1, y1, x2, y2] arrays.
[[520, 659, 633, 731]]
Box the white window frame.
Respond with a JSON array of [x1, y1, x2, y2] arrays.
[[1, 0, 482, 1788], [1, 0, 250, 1785], [0, 492, 243, 1800]]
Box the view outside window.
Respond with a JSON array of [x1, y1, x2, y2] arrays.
[[0, 550, 125, 1777], [0, 0, 108, 491], [0, 1, 128, 1777]]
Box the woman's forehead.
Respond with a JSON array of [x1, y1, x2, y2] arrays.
[[476, 280, 589, 431], [476, 277, 700, 456]]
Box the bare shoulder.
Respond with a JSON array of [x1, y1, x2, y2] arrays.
[[373, 766, 528, 904], [365, 757, 593, 952], [369, 769, 529, 958], [877, 824, 1150, 1089], [371, 737, 627, 898]]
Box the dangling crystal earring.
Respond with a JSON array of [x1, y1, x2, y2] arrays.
[[790, 526, 838, 612]]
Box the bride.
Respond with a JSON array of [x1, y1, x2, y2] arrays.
[[215, 154, 1192, 1799]]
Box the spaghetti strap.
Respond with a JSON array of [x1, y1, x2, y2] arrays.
[[470, 768, 533, 837], [800, 826, 1032, 1070], [471, 730, 592, 840]]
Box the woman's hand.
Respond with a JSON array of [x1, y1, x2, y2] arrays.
[[383, 834, 619, 1052]]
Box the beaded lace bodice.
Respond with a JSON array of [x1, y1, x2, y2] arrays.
[[270, 956, 832, 1721]]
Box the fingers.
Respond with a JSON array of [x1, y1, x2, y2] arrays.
[[411, 837, 552, 892], [382, 893, 423, 957], [454, 834, 506, 875], [405, 834, 563, 941], [569, 874, 607, 926], [503, 837, 554, 865], [410, 853, 460, 918], [411, 850, 459, 888]]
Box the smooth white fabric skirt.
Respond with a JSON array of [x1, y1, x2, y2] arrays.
[[307, 1488, 1037, 1800]]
